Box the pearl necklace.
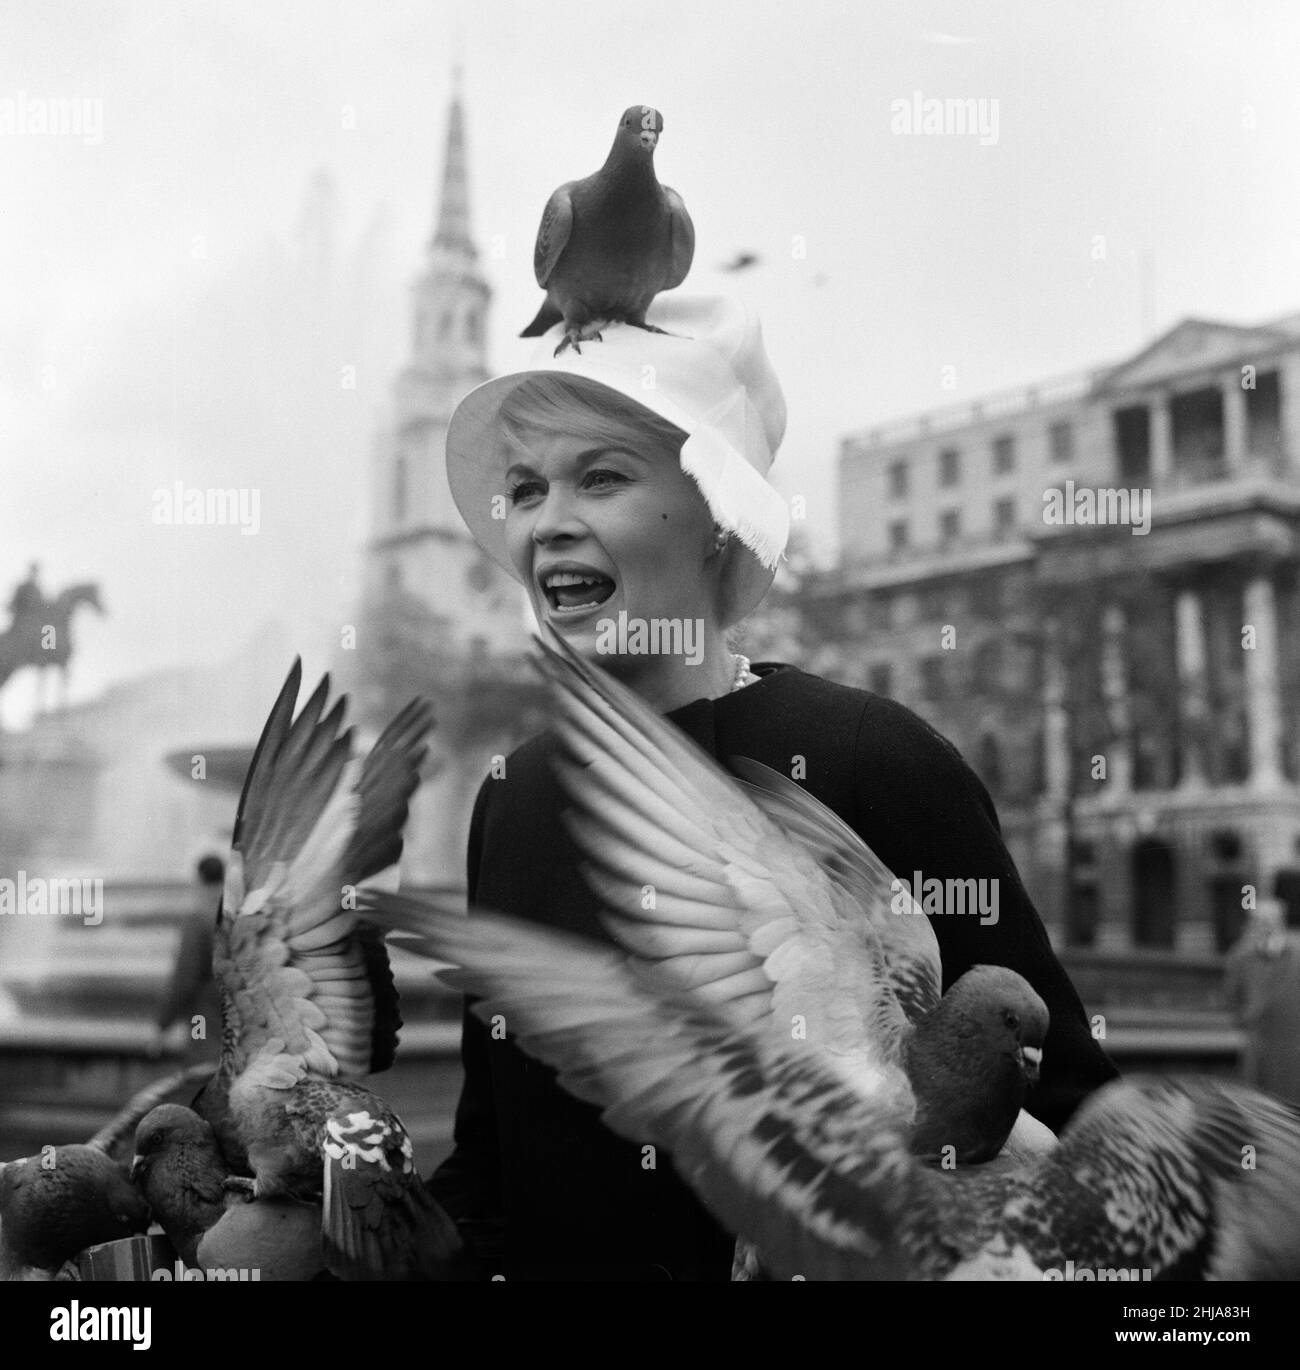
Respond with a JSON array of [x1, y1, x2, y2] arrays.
[[730, 653, 757, 692]]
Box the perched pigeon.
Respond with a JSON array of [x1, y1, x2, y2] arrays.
[[191, 660, 464, 1280], [529, 634, 1048, 1168], [406, 907, 1300, 1281], [133, 1104, 325, 1279], [0, 1145, 149, 1280], [521, 104, 695, 354]]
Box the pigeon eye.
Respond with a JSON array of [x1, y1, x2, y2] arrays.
[[1003, 1010, 1020, 1031]]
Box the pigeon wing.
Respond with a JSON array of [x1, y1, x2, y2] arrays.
[[661, 184, 695, 290], [402, 899, 925, 1281], [311, 1086, 464, 1280], [533, 634, 917, 1105], [727, 757, 941, 1026], [217, 665, 433, 1081], [532, 182, 575, 288], [980, 1074, 1300, 1280]]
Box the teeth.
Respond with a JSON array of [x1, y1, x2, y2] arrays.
[[544, 571, 604, 588]]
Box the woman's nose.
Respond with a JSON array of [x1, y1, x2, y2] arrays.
[[530, 486, 585, 545]]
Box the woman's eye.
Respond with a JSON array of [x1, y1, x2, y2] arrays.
[[585, 469, 627, 489], [508, 480, 543, 504]]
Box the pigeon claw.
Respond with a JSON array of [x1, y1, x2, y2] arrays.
[[554, 319, 612, 356]]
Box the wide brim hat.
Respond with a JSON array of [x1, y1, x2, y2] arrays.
[[445, 294, 790, 626]]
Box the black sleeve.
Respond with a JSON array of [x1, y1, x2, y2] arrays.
[[851, 696, 1119, 1133], [425, 776, 504, 1272]]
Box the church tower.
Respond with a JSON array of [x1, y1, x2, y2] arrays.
[[362, 74, 526, 657], [352, 75, 540, 884]]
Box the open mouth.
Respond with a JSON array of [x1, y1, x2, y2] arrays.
[[540, 569, 617, 614]]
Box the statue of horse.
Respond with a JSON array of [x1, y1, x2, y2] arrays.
[[0, 581, 105, 714]]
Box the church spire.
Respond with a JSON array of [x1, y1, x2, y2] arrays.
[[432, 73, 475, 260]]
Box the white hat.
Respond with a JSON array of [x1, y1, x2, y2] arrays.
[[445, 294, 790, 624]]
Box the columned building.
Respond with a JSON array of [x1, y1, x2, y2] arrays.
[[773, 314, 1300, 959]]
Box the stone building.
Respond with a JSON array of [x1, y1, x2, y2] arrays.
[[766, 313, 1300, 958]]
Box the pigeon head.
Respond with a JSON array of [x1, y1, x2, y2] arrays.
[[614, 104, 663, 155], [0, 1147, 149, 1273], [948, 965, 1049, 1086], [132, 1103, 220, 1188]]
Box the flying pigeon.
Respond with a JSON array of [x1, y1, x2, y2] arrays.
[[191, 660, 465, 1280], [528, 633, 1049, 1168], [133, 1104, 324, 1278], [403, 906, 1300, 1281], [521, 104, 695, 355], [0, 1145, 149, 1280], [719, 251, 759, 272]]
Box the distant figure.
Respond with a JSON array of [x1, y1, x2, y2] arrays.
[[1225, 897, 1300, 1105], [7, 561, 43, 635], [152, 855, 224, 1064]]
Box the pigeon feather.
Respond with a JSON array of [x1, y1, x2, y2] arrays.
[[397, 902, 1300, 1282]]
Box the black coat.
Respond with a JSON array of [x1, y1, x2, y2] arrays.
[[428, 664, 1119, 1280]]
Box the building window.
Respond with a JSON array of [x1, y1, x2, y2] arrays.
[[993, 498, 1016, 538], [939, 447, 961, 487], [1049, 420, 1074, 464], [1114, 405, 1151, 482], [939, 509, 961, 546], [918, 655, 947, 700], [1171, 386, 1225, 478], [392, 454, 408, 523], [868, 663, 893, 696], [970, 575, 1004, 617], [972, 639, 1004, 695], [438, 311, 453, 339], [977, 733, 1003, 794], [888, 459, 909, 498], [1247, 370, 1282, 466], [992, 434, 1016, 474], [888, 519, 909, 554], [465, 311, 481, 344]]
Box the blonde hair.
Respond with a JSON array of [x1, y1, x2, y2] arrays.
[[497, 374, 688, 466]]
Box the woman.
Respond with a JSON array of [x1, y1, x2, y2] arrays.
[[428, 295, 1117, 1280]]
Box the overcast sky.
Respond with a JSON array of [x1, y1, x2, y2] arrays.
[[2, 0, 1299, 724]]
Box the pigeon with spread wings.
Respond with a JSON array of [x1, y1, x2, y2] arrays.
[[529, 634, 1048, 1169], [193, 660, 463, 1280], [393, 905, 1300, 1281]]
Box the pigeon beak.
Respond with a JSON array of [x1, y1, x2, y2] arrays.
[[129, 1155, 143, 1184], [1019, 1044, 1042, 1085]]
